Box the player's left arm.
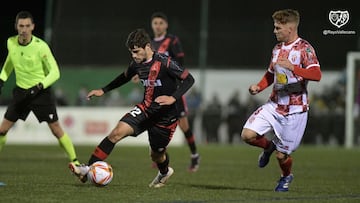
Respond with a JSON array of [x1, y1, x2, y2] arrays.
[[40, 43, 60, 88], [170, 36, 185, 66], [169, 61, 194, 101], [293, 65, 321, 81], [295, 43, 321, 81], [155, 70, 194, 106], [276, 58, 321, 81], [277, 44, 321, 82]]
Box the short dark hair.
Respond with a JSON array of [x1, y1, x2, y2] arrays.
[[15, 11, 34, 25], [125, 28, 151, 49], [151, 12, 168, 23]]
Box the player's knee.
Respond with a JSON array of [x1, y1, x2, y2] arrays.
[[150, 153, 157, 162], [241, 128, 256, 142], [275, 151, 288, 162], [48, 122, 63, 137], [108, 128, 127, 143], [150, 151, 165, 163]]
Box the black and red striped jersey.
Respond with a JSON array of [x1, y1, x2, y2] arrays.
[[102, 52, 194, 117], [151, 34, 184, 66]]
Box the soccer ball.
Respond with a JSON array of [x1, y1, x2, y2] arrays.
[[87, 161, 113, 186]]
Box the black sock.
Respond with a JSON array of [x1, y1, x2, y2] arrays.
[[88, 137, 115, 165], [184, 129, 197, 154], [157, 153, 170, 174]]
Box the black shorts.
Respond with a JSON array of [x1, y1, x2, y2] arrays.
[[175, 95, 188, 118], [5, 86, 58, 123], [120, 105, 178, 153]]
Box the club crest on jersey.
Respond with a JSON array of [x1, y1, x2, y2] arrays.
[[289, 50, 300, 64], [329, 10, 349, 28], [140, 79, 162, 87]]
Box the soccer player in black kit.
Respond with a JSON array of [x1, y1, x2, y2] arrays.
[[69, 28, 195, 188], [150, 12, 200, 172]]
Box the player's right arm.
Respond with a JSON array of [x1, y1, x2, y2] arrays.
[[103, 64, 137, 92], [249, 84, 260, 95], [0, 54, 14, 94], [0, 38, 15, 84], [87, 65, 136, 100], [170, 36, 185, 66], [249, 71, 274, 95], [101, 72, 130, 93], [0, 41, 15, 93], [0, 54, 14, 83], [86, 72, 129, 100], [86, 89, 104, 100]]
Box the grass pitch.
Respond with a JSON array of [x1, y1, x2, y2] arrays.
[[0, 144, 359, 203]]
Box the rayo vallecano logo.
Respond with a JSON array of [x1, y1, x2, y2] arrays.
[[328, 10, 349, 28], [323, 10, 355, 35]]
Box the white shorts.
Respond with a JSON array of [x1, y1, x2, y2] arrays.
[[243, 101, 308, 154]]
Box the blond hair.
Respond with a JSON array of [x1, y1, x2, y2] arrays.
[[272, 9, 300, 26]]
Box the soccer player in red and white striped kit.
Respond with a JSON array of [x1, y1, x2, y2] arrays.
[[241, 9, 321, 192]]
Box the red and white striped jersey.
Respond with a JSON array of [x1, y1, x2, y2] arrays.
[[267, 38, 320, 115]]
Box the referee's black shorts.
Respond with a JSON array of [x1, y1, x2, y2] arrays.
[[5, 86, 59, 123], [120, 105, 178, 153]]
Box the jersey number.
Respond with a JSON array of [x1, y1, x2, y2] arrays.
[[129, 106, 142, 117]]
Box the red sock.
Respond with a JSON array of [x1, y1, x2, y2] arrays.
[[93, 146, 109, 160], [248, 136, 270, 149], [279, 156, 292, 176]]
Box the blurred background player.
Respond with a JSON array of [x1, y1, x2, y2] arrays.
[[150, 11, 200, 172], [241, 9, 321, 192], [225, 89, 246, 144], [0, 11, 80, 166], [201, 93, 223, 143]]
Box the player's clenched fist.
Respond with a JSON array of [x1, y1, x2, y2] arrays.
[[249, 84, 260, 95]]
